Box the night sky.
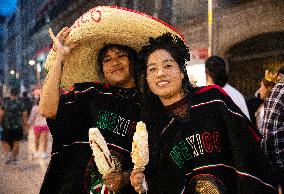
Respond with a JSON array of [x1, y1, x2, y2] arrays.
[[0, 0, 17, 37], [0, 0, 17, 17]]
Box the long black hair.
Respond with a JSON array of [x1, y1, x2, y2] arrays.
[[139, 33, 194, 126], [97, 44, 139, 85]]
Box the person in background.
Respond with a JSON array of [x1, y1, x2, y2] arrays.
[[0, 88, 28, 164], [245, 89, 263, 129], [28, 97, 50, 160], [205, 55, 251, 120], [21, 91, 33, 117], [130, 33, 277, 194], [21, 91, 34, 141], [255, 70, 276, 134], [262, 66, 284, 192]]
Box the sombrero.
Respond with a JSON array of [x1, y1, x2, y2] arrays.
[[45, 6, 184, 89]]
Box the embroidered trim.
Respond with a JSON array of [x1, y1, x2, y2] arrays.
[[160, 118, 175, 135], [51, 142, 90, 157], [191, 99, 262, 141], [74, 85, 139, 99], [108, 143, 130, 153], [65, 101, 75, 104], [195, 85, 229, 97], [62, 141, 90, 146], [74, 86, 113, 96], [191, 99, 243, 118], [51, 142, 130, 157], [51, 152, 58, 157]]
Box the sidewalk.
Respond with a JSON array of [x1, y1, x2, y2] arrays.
[[0, 137, 52, 194]]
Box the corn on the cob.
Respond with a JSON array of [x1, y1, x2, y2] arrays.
[[89, 127, 115, 176], [131, 121, 149, 169]]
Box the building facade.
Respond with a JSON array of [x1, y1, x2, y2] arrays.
[[2, 0, 284, 96], [174, 0, 284, 96]]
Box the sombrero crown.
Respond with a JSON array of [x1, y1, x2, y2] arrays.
[[45, 6, 184, 89]]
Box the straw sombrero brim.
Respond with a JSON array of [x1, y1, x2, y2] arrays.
[[45, 6, 184, 89]]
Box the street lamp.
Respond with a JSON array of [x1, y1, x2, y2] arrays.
[[29, 60, 35, 66]]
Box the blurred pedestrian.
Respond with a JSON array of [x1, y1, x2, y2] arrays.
[[246, 92, 262, 128], [21, 91, 33, 117], [0, 88, 28, 164], [205, 55, 251, 120], [255, 70, 276, 134], [20, 91, 33, 141], [28, 97, 50, 160], [262, 66, 284, 192]]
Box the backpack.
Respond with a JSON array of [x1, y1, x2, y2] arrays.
[[2, 99, 24, 130]]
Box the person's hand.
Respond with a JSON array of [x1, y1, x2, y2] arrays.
[[103, 171, 130, 191], [130, 169, 146, 193], [48, 27, 77, 62]]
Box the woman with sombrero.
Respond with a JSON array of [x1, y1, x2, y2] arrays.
[[39, 6, 182, 194]]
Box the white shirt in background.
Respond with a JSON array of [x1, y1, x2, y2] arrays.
[[255, 103, 264, 134], [223, 84, 251, 120]]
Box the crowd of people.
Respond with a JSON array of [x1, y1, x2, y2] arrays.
[[0, 5, 283, 194], [0, 85, 51, 169]]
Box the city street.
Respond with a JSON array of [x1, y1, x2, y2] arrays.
[[0, 138, 51, 194], [0, 0, 283, 194]]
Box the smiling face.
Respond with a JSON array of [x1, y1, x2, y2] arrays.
[[102, 47, 134, 88], [146, 49, 185, 106]]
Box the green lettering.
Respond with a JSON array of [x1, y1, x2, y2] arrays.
[[108, 112, 118, 131], [179, 141, 193, 160], [170, 146, 185, 168], [96, 111, 119, 132]]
